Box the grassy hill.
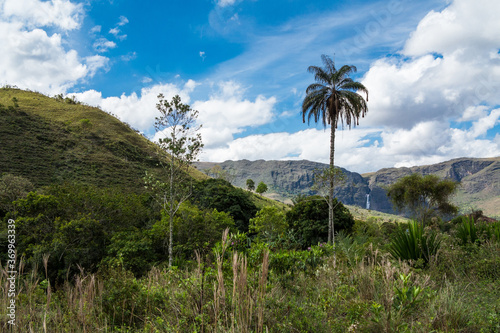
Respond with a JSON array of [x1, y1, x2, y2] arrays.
[[0, 87, 206, 191]]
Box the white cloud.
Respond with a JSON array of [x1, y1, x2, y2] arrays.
[[90, 25, 101, 34], [0, 0, 109, 94], [217, 0, 237, 7], [403, 0, 500, 57], [362, 0, 500, 130], [117, 15, 129, 26], [192, 81, 277, 148], [109, 27, 120, 36], [73, 81, 197, 131], [1, 0, 83, 30], [0, 21, 105, 94], [93, 38, 117, 52], [459, 106, 489, 122], [120, 52, 137, 62], [85, 55, 109, 77]]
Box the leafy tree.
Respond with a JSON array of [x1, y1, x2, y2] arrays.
[[386, 173, 459, 225], [246, 178, 255, 192], [255, 181, 268, 195], [172, 202, 235, 261], [286, 195, 354, 248], [0, 173, 34, 215], [3, 184, 156, 281], [144, 94, 203, 267], [302, 55, 368, 245], [192, 178, 258, 232], [249, 206, 287, 241]]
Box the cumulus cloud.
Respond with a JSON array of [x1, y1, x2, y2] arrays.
[[74, 81, 198, 131], [192, 81, 277, 148], [1, 0, 84, 30], [93, 38, 117, 52], [0, 0, 109, 94], [362, 0, 500, 130]]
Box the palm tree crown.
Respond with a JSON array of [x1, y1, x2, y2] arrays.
[[302, 54, 368, 129]]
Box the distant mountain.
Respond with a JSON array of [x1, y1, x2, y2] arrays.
[[195, 157, 500, 218]]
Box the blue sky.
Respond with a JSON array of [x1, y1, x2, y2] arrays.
[[1, 0, 499, 173]]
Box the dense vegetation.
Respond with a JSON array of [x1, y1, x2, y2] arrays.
[[1, 87, 499, 332], [1, 172, 499, 332]]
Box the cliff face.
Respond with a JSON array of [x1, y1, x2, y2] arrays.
[[195, 156, 500, 217], [195, 159, 386, 210]]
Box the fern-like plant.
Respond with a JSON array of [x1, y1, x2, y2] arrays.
[[389, 220, 441, 266], [455, 216, 478, 245]]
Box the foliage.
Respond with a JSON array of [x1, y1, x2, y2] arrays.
[[203, 165, 235, 182], [1, 184, 155, 282], [170, 201, 235, 261], [387, 173, 459, 224], [0, 173, 34, 215], [192, 178, 258, 233], [286, 195, 354, 248], [249, 206, 287, 241], [246, 178, 255, 191], [388, 220, 442, 266], [455, 215, 479, 245], [146, 93, 203, 267], [255, 181, 268, 194]]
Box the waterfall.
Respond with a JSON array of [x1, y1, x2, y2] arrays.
[[366, 193, 370, 210]]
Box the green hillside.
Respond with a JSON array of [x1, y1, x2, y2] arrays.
[[0, 87, 206, 190]]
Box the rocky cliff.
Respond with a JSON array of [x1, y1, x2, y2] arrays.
[[195, 156, 500, 217]]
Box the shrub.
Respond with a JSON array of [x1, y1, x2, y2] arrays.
[[249, 206, 287, 241], [192, 178, 258, 232], [388, 220, 441, 266], [455, 216, 478, 245], [286, 195, 354, 248]]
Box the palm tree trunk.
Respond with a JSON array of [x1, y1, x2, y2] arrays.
[[329, 119, 336, 245]]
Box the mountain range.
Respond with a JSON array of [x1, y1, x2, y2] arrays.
[[195, 156, 500, 218], [2, 88, 498, 218]]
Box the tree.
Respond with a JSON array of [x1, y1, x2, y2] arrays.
[[302, 55, 368, 245], [192, 178, 258, 233], [246, 179, 255, 192], [386, 173, 459, 225], [144, 94, 203, 267], [255, 181, 268, 195], [0, 173, 34, 215], [286, 196, 354, 248], [249, 206, 287, 241]]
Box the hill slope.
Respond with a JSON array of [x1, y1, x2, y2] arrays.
[[0, 88, 206, 191], [195, 157, 500, 218]]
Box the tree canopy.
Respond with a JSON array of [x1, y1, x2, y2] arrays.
[[386, 173, 459, 224]]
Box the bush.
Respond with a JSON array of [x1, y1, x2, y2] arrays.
[[455, 216, 478, 245], [249, 206, 287, 241], [286, 195, 354, 248], [192, 178, 258, 232], [388, 220, 441, 266]]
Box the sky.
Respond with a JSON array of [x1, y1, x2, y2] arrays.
[[1, 0, 500, 174]]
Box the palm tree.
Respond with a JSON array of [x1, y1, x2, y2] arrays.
[[302, 54, 368, 245]]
